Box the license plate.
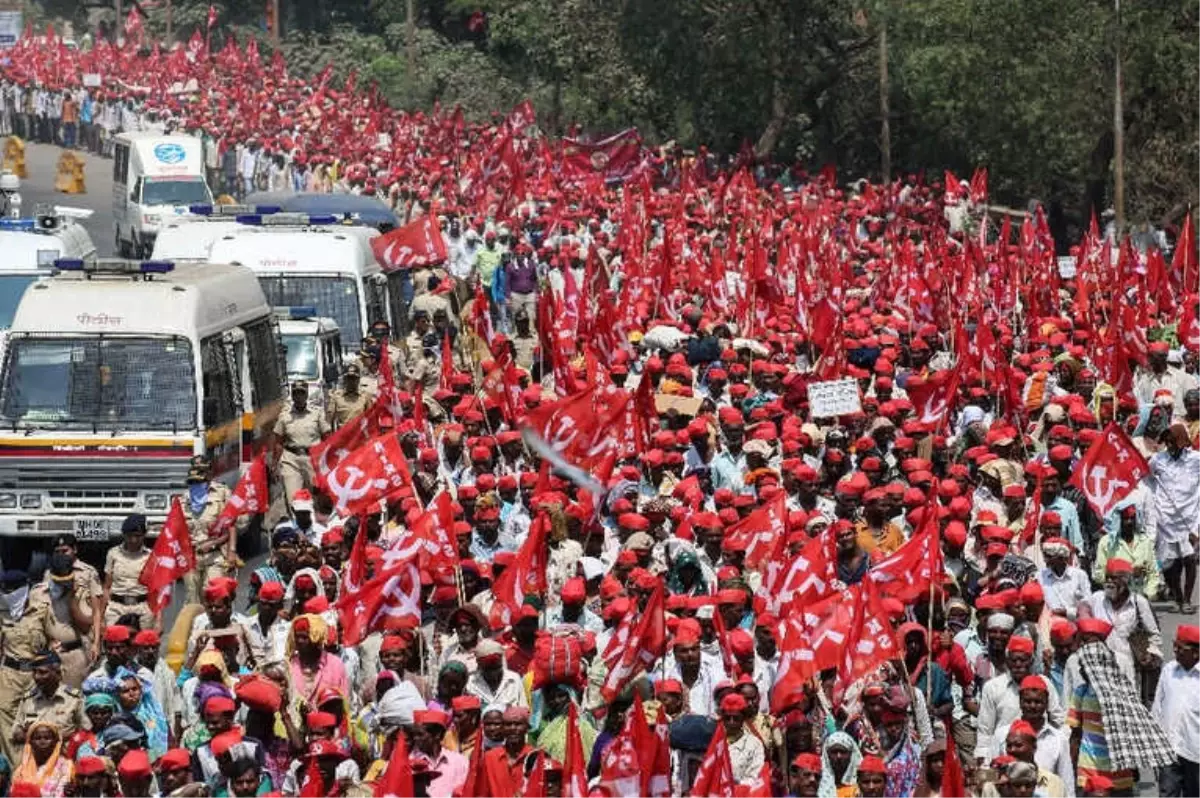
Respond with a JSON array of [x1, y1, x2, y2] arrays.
[[73, 519, 116, 542]]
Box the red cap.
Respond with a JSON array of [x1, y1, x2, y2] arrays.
[[104, 625, 132, 644], [77, 756, 108, 776], [718, 693, 747, 714], [1008, 719, 1037, 739], [204, 695, 237, 715], [306, 711, 337, 730], [655, 679, 683, 696], [1019, 675, 1048, 693], [858, 755, 887, 774], [1178, 625, 1200, 645], [1078, 618, 1113, 638], [1007, 636, 1035, 655], [117, 749, 152, 779], [1105, 558, 1134, 576], [792, 752, 822, 771], [157, 748, 192, 768], [728, 629, 754, 657], [235, 675, 283, 714], [258, 581, 285, 602], [414, 708, 451, 728], [451, 695, 482, 712], [133, 629, 160, 647], [561, 577, 586, 604]]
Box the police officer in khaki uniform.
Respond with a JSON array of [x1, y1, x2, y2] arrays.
[[181, 457, 235, 604], [511, 307, 538, 371], [406, 331, 442, 392], [367, 319, 406, 375], [35, 552, 98, 689], [327, 362, 374, 428], [0, 569, 53, 765], [274, 381, 330, 512], [403, 310, 434, 365], [103, 514, 154, 629], [11, 650, 83, 750]]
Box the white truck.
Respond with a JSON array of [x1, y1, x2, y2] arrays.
[[0, 259, 285, 565], [275, 306, 343, 412], [112, 132, 213, 258]]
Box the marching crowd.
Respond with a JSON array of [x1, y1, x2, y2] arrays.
[[1, 28, 1200, 798]]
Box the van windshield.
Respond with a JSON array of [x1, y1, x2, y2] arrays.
[[257, 275, 363, 349], [0, 336, 196, 430], [281, 334, 319, 381], [141, 177, 211, 207], [0, 275, 42, 329]]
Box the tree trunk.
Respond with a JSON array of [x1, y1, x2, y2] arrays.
[[754, 54, 789, 159]]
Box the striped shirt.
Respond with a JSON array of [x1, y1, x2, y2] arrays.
[[1065, 680, 1134, 792]]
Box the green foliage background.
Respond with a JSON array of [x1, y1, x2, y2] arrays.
[[46, 0, 1199, 231]]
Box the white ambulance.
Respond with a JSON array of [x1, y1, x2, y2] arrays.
[[112, 133, 213, 259]]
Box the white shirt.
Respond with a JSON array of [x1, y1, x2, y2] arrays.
[[1038, 566, 1092, 620], [1149, 449, 1200, 554], [974, 673, 1065, 760], [1152, 658, 1200, 762], [727, 729, 765, 783], [992, 720, 1075, 797], [465, 668, 528, 709]]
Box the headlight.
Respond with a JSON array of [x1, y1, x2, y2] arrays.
[[144, 493, 168, 511], [18, 493, 40, 509], [0, 493, 17, 509]]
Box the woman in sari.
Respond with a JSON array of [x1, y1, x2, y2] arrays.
[[816, 731, 861, 798], [116, 666, 170, 761], [12, 721, 73, 798], [65, 692, 117, 759], [530, 683, 597, 764], [879, 696, 924, 798]]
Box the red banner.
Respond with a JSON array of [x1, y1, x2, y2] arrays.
[[560, 129, 646, 184], [370, 215, 448, 272]]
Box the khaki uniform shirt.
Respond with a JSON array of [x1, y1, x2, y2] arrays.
[[274, 405, 330, 450], [104, 545, 151, 600], [1, 593, 53, 663], [512, 335, 538, 371], [327, 387, 374, 428], [181, 482, 232, 547], [17, 683, 84, 739]]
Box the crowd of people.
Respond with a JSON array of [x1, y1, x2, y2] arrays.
[[0, 26, 1199, 798]]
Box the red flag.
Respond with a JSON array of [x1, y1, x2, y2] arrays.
[[470, 280, 495, 346], [942, 718, 967, 798], [969, 167, 988, 205], [600, 580, 666, 701], [335, 555, 422, 646], [206, 4, 218, 29], [209, 453, 268, 536], [341, 513, 371, 596], [1021, 474, 1045, 547], [1068, 422, 1150, 520], [460, 722, 490, 797], [139, 499, 196, 613], [562, 704, 588, 797], [310, 401, 388, 488], [389, 491, 459, 573], [904, 364, 961, 433], [187, 29, 204, 56], [689, 722, 736, 797], [123, 8, 143, 37], [246, 37, 260, 68], [838, 581, 903, 689], [440, 330, 455, 390], [767, 529, 837, 615], [489, 511, 550, 627], [1173, 209, 1197, 293], [722, 492, 787, 571], [560, 129, 647, 185], [370, 216, 449, 272], [866, 508, 943, 602], [373, 730, 414, 798], [323, 433, 414, 516]]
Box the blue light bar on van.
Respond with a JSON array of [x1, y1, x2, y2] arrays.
[[275, 305, 318, 319], [189, 204, 214, 215], [0, 219, 36, 231], [235, 214, 264, 225], [139, 261, 175, 274], [54, 258, 85, 271], [307, 215, 337, 225]]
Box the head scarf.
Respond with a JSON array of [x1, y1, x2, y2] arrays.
[[375, 680, 426, 731], [13, 721, 70, 793], [84, 693, 118, 711], [288, 613, 329, 657], [116, 666, 169, 761], [285, 567, 324, 602], [817, 731, 861, 798], [194, 648, 232, 685], [666, 549, 708, 596]]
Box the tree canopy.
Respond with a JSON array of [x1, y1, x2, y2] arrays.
[[48, 0, 1198, 227]]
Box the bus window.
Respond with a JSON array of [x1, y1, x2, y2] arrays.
[[365, 276, 390, 333], [385, 273, 408, 336], [323, 337, 341, 388], [200, 336, 238, 428]]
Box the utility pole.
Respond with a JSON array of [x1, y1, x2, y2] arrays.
[[165, 0, 172, 43], [115, 0, 123, 44], [1112, 0, 1125, 238], [269, 0, 280, 48], [879, 14, 891, 183], [405, 0, 416, 89]]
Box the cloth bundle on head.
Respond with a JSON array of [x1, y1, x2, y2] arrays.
[[1075, 642, 1175, 770]]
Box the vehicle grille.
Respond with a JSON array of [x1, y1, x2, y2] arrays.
[[0, 457, 191, 512]]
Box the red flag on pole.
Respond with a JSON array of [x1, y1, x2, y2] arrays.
[[600, 580, 666, 702], [440, 330, 454, 390], [373, 730, 414, 798], [209, 453, 268, 536], [562, 704, 588, 798], [206, 4, 218, 28], [323, 433, 414, 516], [370, 216, 449, 272], [1068, 422, 1150, 520], [310, 401, 388, 489], [689, 722, 736, 797], [139, 499, 196, 613], [489, 511, 550, 627], [335, 555, 422, 646]]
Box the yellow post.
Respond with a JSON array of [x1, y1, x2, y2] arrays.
[[3, 137, 26, 178], [55, 153, 85, 194]]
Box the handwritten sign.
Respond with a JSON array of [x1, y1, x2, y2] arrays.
[[807, 378, 862, 418]]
